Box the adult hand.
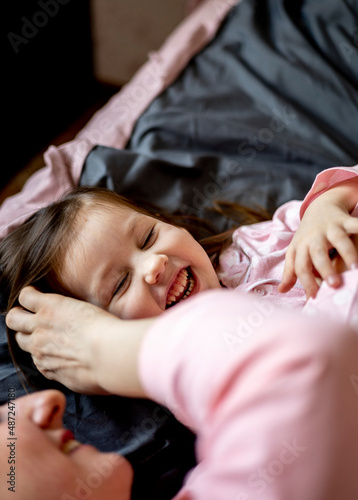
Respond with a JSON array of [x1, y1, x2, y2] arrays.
[[6, 287, 151, 396], [279, 179, 358, 299]]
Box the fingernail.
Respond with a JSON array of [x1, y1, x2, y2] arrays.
[[327, 275, 340, 287]]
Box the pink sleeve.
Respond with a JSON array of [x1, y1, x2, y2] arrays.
[[139, 289, 358, 500], [299, 164, 358, 219]]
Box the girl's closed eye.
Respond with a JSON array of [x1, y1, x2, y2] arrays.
[[141, 226, 156, 249], [112, 226, 156, 299], [112, 273, 129, 298]]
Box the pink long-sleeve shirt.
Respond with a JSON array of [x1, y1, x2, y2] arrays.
[[140, 290, 358, 500], [139, 166, 358, 499]]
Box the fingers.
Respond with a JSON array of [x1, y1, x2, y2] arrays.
[[306, 237, 342, 291], [343, 213, 358, 236], [280, 218, 358, 298], [14, 330, 51, 358], [15, 331, 73, 376], [6, 306, 35, 334], [292, 246, 321, 299], [17, 286, 48, 313], [279, 249, 321, 299], [333, 223, 358, 271], [14, 332, 33, 354], [278, 248, 297, 293], [14, 333, 65, 383], [279, 242, 329, 299], [311, 224, 358, 283]]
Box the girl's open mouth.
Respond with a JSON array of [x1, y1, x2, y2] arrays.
[[61, 430, 82, 455], [166, 267, 195, 308]]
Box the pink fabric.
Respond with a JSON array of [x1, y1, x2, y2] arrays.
[[140, 289, 358, 500], [0, 0, 240, 241], [0, 140, 92, 238], [217, 199, 307, 309], [218, 165, 358, 329], [303, 269, 358, 328], [300, 165, 358, 219]]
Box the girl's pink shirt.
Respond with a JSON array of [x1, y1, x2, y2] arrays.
[[217, 165, 358, 329]]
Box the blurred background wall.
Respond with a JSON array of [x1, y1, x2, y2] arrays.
[[91, 0, 188, 86]]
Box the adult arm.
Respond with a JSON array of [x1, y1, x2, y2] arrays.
[[8, 287, 358, 499], [139, 289, 358, 500]]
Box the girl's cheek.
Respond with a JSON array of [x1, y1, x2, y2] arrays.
[[116, 298, 162, 320]]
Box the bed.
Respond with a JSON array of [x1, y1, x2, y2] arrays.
[[1, 1, 357, 498]]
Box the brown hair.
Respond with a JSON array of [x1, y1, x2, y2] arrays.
[[0, 186, 269, 388]]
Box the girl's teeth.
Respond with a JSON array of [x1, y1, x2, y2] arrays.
[[62, 439, 81, 455], [166, 268, 194, 307]]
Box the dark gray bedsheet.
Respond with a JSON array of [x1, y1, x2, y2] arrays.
[[82, 0, 358, 233], [1, 1, 357, 499]]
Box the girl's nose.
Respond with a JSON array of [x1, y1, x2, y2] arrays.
[[18, 389, 66, 429], [144, 254, 168, 285]]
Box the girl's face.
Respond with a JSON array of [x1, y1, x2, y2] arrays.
[[61, 205, 221, 319], [0, 390, 132, 500]]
